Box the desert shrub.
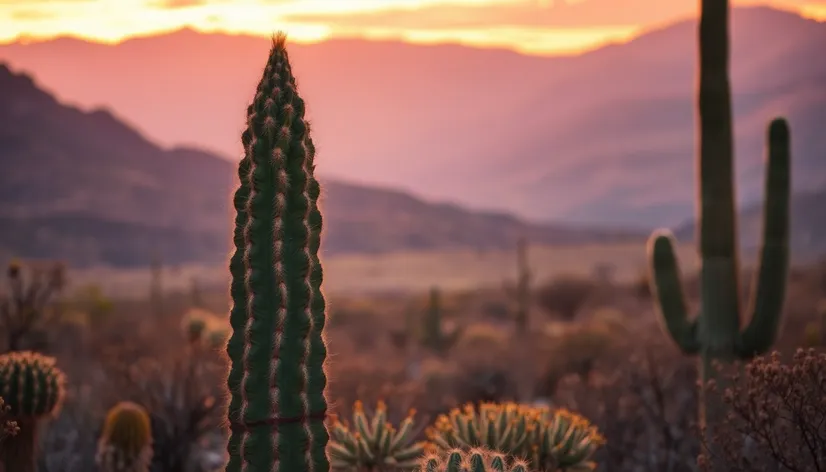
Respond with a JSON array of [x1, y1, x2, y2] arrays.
[[0, 260, 66, 352], [703, 349, 826, 472], [538, 321, 617, 391], [478, 299, 511, 322], [455, 323, 508, 352], [535, 276, 596, 321], [104, 322, 226, 472], [553, 335, 699, 472]]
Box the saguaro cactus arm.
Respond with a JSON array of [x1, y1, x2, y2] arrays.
[[738, 118, 791, 357], [647, 231, 700, 354]]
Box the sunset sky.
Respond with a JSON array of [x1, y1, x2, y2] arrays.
[[3, 0, 826, 55]]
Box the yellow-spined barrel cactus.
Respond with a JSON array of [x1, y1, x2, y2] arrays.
[[419, 448, 531, 472], [328, 400, 426, 471], [427, 402, 603, 472], [0, 351, 66, 472], [96, 401, 153, 472]]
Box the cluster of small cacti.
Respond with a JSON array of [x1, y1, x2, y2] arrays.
[[427, 402, 604, 472], [328, 400, 427, 471], [96, 401, 154, 472], [0, 351, 66, 472], [419, 448, 531, 472], [420, 287, 463, 355]]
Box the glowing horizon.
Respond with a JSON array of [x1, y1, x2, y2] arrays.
[[2, 0, 825, 56]]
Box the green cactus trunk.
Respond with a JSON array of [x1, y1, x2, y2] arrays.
[[646, 0, 790, 451], [0, 418, 37, 472], [514, 238, 531, 334], [224, 34, 330, 472], [421, 287, 460, 356], [423, 287, 443, 351]]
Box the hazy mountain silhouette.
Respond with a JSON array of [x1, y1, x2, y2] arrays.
[[0, 65, 639, 268], [1, 6, 823, 228]]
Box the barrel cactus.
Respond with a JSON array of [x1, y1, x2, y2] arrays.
[[0, 351, 66, 472], [419, 448, 531, 472], [96, 401, 153, 472], [427, 402, 603, 471], [223, 32, 330, 472], [328, 400, 426, 471]]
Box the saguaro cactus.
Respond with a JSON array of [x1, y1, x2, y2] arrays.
[[224, 33, 330, 472], [647, 0, 791, 433]]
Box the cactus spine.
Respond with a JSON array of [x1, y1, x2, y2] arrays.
[[96, 401, 153, 472], [0, 351, 66, 472], [646, 0, 790, 438], [224, 33, 330, 472]]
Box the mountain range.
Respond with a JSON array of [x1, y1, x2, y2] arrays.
[[1, 6, 825, 268], [0, 6, 824, 229], [0, 64, 639, 268]]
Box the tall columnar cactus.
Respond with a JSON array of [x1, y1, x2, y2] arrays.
[[513, 238, 531, 333], [647, 0, 791, 435], [96, 401, 153, 472], [0, 351, 66, 472], [224, 33, 330, 472]]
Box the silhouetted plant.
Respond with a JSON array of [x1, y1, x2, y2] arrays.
[[0, 260, 66, 352], [111, 335, 224, 472], [700, 349, 826, 472], [553, 339, 699, 472]]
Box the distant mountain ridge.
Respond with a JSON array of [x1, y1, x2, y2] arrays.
[[0, 64, 640, 268], [0, 6, 824, 229]]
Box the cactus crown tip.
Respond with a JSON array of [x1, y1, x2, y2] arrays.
[[272, 31, 288, 47], [769, 117, 790, 138]]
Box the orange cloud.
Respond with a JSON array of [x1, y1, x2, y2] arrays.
[[280, 0, 823, 28], [148, 0, 207, 8]]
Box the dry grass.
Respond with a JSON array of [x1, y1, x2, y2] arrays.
[[62, 242, 701, 299]]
